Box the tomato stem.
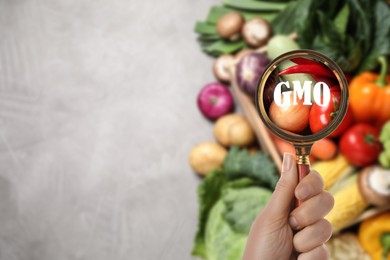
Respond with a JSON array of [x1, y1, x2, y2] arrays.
[[330, 97, 339, 119], [364, 133, 377, 144], [375, 56, 388, 87]]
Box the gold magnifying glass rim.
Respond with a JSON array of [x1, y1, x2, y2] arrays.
[[255, 49, 349, 145]]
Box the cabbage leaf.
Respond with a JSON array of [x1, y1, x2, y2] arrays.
[[192, 148, 275, 259]]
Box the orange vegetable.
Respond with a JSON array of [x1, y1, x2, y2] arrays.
[[272, 135, 296, 156], [349, 56, 390, 128], [272, 135, 317, 163], [358, 211, 390, 260], [311, 138, 337, 160]]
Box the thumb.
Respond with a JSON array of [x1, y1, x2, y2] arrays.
[[267, 153, 298, 217]]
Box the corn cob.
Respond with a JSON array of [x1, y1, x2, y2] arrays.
[[326, 233, 371, 260], [312, 154, 353, 190], [325, 174, 369, 233]]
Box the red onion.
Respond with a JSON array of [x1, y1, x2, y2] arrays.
[[197, 82, 234, 120], [236, 52, 270, 97]]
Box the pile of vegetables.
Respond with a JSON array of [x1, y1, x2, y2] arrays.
[[190, 0, 390, 259]]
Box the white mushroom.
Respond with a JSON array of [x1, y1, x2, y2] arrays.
[[359, 166, 390, 207], [213, 54, 235, 82], [242, 18, 272, 48]]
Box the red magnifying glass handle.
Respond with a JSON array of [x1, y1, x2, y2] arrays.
[[295, 163, 311, 207]]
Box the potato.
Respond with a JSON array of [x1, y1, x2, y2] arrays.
[[189, 142, 228, 176], [214, 114, 255, 147]]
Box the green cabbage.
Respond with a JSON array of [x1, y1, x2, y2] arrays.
[[192, 147, 276, 259]]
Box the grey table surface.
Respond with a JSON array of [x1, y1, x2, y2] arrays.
[[0, 0, 221, 259]]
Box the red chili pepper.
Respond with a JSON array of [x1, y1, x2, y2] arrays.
[[290, 57, 319, 65], [280, 58, 338, 87], [278, 64, 335, 78], [292, 57, 352, 83]]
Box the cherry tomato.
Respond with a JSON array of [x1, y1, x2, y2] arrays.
[[309, 90, 353, 137], [339, 123, 382, 167]]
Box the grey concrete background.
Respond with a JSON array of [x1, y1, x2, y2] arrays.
[[0, 0, 220, 259]]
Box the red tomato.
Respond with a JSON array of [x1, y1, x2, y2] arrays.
[[330, 106, 354, 137], [339, 124, 382, 167], [309, 90, 353, 137]]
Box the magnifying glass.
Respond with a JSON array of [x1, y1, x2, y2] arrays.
[[255, 50, 349, 207]]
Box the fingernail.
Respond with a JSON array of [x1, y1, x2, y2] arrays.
[[282, 153, 293, 173], [289, 216, 299, 229]]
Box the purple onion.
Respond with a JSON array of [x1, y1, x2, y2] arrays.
[[236, 52, 270, 98], [197, 82, 234, 120]]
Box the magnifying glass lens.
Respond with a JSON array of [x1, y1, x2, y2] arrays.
[[258, 52, 348, 141]]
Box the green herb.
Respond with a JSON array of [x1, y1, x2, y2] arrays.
[[197, 34, 221, 42], [203, 40, 246, 56], [271, 0, 390, 74], [223, 0, 288, 11], [269, 1, 299, 34], [194, 21, 218, 35], [358, 0, 390, 72], [206, 5, 278, 25], [206, 6, 234, 24], [334, 3, 349, 35]]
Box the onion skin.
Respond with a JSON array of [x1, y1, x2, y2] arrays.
[[236, 53, 270, 97], [358, 166, 390, 207], [269, 96, 311, 133], [197, 82, 234, 120]]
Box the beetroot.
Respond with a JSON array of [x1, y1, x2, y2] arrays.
[[197, 82, 234, 120]]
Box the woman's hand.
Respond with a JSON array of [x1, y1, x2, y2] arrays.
[[242, 153, 334, 260]]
